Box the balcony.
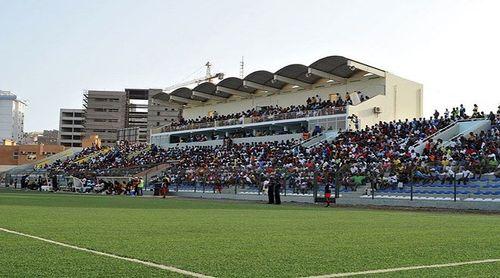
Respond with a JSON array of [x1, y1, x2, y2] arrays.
[[153, 106, 347, 134]]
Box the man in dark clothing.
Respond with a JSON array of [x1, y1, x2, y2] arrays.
[[51, 175, 58, 192], [267, 179, 274, 204], [273, 175, 281, 205], [21, 175, 28, 189]]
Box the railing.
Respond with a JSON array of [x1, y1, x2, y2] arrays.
[[154, 106, 347, 134], [410, 117, 489, 153]]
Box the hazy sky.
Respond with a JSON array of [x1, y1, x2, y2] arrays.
[[1, 0, 499, 131]]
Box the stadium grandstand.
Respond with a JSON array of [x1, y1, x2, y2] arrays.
[[1, 56, 499, 211], [150, 55, 423, 148]]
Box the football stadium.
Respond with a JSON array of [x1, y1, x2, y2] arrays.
[[1, 1, 500, 278], [1, 53, 499, 277]]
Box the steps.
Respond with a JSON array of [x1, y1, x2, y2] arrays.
[[412, 119, 491, 153], [298, 131, 338, 149]]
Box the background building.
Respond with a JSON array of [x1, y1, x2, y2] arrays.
[[0, 143, 65, 165], [59, 109, 84, 147], [82, 89, 181, 145], [147, 88, 183, 134], [83, 90, 127, 146], [37, 130, 59, 145], [0, 91, 26, 144], [125, 89, 149, 142]]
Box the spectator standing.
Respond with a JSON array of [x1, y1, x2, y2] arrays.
[[459, 104, 466, 118], [267, 178, 274, 204], [324, 184, 331, 207], [273, 174, 281, 205], [162, 175, 170, 198], [433, 110, 440, 119], [137, 177, 144, 196]]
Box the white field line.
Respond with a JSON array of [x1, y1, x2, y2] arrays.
[[0, 227, 214, 278], [303, 258, 500, 278]]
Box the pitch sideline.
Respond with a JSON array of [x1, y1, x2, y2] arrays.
[[0, 227, 214, 278], [303, 258, 500, 277], [2, 226, 499, 277]]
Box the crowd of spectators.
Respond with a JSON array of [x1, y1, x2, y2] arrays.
[[43, 105, 499, 195], [167, 92, 366, 131]]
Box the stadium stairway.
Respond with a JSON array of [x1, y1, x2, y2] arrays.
[[73, 147, 111, 164], [298, 131, 338, 149], [34, 147, 83, 169], [412, 119, 491, 154], [368, 175, 500, 202], [135, 161, 178, 182]]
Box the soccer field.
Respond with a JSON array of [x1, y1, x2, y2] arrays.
[[0, 192, 499, 277]]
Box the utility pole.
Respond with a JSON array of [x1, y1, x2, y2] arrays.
[[239, 56, 245, 78]]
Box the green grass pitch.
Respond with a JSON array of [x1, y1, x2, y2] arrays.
[[0, 191, 499, 277]]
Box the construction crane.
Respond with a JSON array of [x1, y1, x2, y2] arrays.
[[163, 62, 224, 92]]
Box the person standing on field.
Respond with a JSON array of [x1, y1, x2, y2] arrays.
[[137, 177, 144, 196], [266, 178, 274, 204], [273, 174, 281, 205], [162, 175, 170, 198], [324, 184, 332, 207]]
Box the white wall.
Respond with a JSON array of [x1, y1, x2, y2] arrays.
[[0, 99, 14, 142], [348, 73, 423, 129]]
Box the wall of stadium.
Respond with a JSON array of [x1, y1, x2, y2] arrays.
[[348, 73, 423, 129], [182, 76, 386, 120]]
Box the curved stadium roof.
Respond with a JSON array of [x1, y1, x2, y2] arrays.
[[160, 55, 384, 103]]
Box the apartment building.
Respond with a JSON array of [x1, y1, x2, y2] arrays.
[[83, 90, 127, 146], [0, 91, 26, 143], [59, 109, 85, 147]]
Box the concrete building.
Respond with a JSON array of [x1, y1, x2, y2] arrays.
[[59, 109, 85, 147], [0, 143, 65, 165], [147, 88, 182, 133], [83, 89, 181, 145], [125, 89, 149, 142], [35, 130, 59, 145], [19, 131, 41, 145], [117, 127, 141, 143], [83, 90, 127, 146], [0, 91, 26, 144], [150, 55, 423, 148]]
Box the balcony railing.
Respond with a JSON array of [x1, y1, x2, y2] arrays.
[[153, 106, 346, 134]]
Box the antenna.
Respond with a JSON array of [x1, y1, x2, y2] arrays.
[[205, 62, 212, 79], [239, 56, 245, 78]]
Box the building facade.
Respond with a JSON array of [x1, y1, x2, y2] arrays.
[[59, 109, 85, 147], [0, 91, 26, 144], [82, 89, 181, 145], [83, 90, 127, 146], [147, 89, 182, 136], [0, 144, 65, 165]]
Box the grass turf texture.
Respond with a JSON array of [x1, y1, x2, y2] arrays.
[[0, 192, 499, 277]]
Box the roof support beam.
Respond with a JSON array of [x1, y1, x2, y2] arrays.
[[169, 95, 202, 104], [347, 60, 386, 77], [243, 80, 279, 92], [216, 86, 252, 97], [192, 91, 226, 101], [307, 68, 347, 83], [273, 74, 311, 88]]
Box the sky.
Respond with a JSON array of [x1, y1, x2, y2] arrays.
[[1, 0, 499, 131]]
